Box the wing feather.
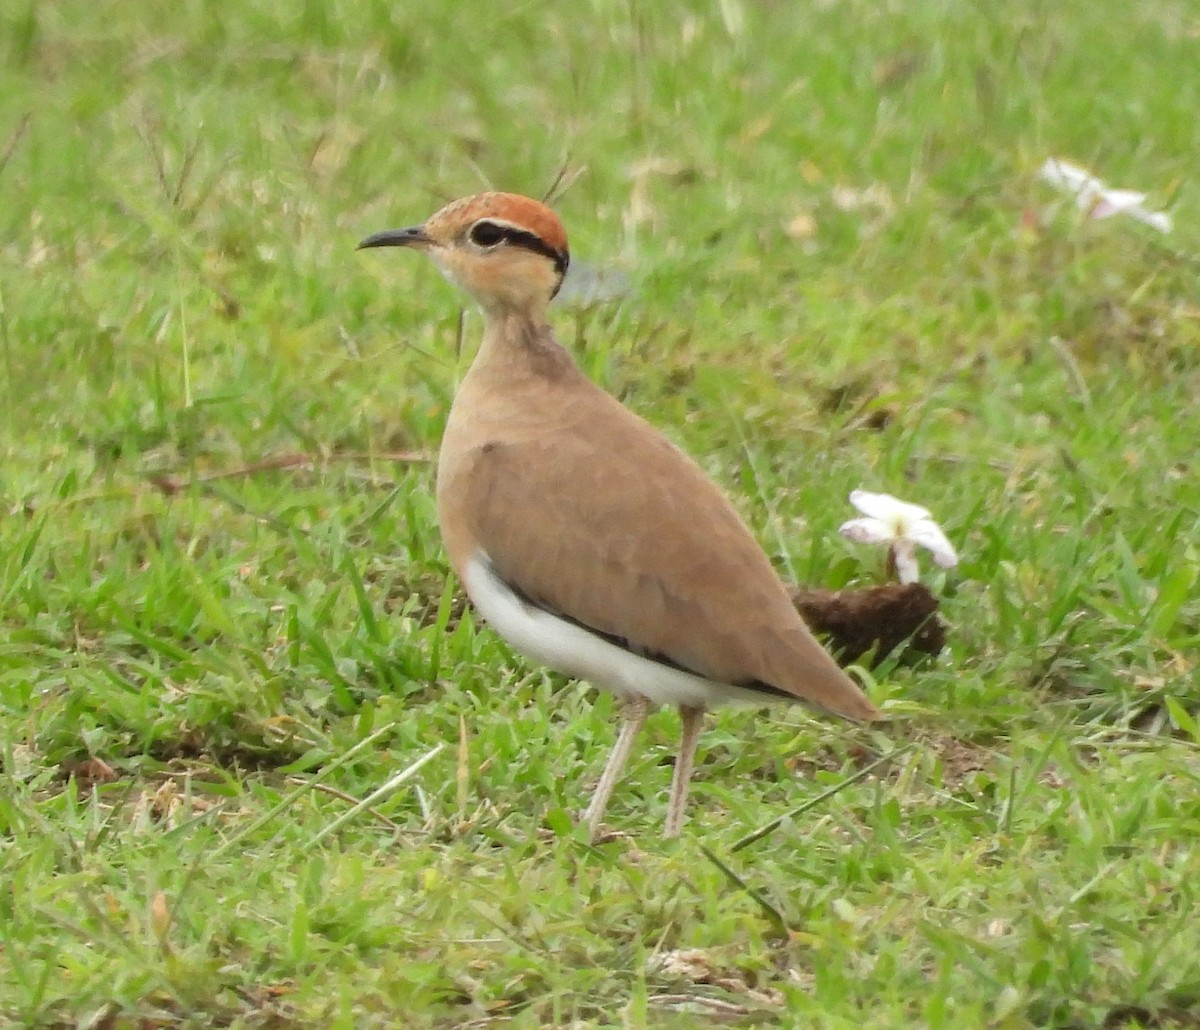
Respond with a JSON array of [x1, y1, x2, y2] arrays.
[[443, 386, 874, 718]]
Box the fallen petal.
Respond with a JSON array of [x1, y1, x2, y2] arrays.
[[849, 488, 931, 524], [1127, 207, 1173, 233], [1041, 158, 1171, 234], [1089, 187, 1149, 217], [909, 519, 959, 568], [839, 516, 896, 545], [1040, 158, 1103, 197]]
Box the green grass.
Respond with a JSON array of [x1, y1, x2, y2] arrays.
[[2, 0, 1199, 1025]]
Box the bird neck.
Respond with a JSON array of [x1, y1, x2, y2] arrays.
[[473, 308, 577, 382]]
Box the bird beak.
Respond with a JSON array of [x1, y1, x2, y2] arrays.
[[357, 225, 432, 251]]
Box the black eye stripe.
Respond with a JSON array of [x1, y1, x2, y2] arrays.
[[501, 227, 569, 278], [469, 220, 569, 279]]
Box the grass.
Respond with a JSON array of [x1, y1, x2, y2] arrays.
[[1, 0, 1199, 1025]]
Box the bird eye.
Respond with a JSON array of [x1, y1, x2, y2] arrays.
[[469, 221, 507, 247]]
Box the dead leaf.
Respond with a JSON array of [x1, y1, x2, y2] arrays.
[[831, 183, 894, 217], [150, 890, 172, 945], [784, 212, 817, 239], [652, 948, 784, 1007], [799, 160, 822, 184], [740, 115, 773, 145], [64, 756, 118, 788]]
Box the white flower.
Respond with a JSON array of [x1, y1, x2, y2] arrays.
[[1039, 158, 1172, 234], [839, 490, 958, 585]]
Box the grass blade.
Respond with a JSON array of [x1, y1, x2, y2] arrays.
[[730, 744, 915, 853], [307, 743, 444, 846]]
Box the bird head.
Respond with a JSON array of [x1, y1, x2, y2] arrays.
[[359, 192, 570, 317]]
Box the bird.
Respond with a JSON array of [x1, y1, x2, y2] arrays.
[[359, 192, 881, 840]]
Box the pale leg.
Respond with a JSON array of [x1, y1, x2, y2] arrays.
[[663, 705, 705, 839], [583, 696, 649, 841]]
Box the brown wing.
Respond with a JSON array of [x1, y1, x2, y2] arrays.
[[452, 388, 878, 720]]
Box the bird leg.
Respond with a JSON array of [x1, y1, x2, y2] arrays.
[[583, 696, 649, 841], [663, 705, 705, 839]]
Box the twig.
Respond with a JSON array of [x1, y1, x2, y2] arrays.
[[285, 776, 401, 832], [1047, 335, 1093, 409], [0, 278, 12, 435], [730, 743, 915, 853], [209, 723, 398, 860], [148, 449, 430, 495], [134, 120, 173, 204], [171, 133, 203, 209], [456, 713, 469, 819], [305, 128, 328, 171], [543, 160, 586, 205], [454, 307, 466, 359], [923, 453, 1015, 472], [307, 744, 444, 846], [0, 113, 31, 180], [698, 844, 791, 937], [648, 994, 765, 1017]]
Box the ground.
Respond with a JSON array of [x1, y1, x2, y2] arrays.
[[1, 1, 1199, 1026]]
